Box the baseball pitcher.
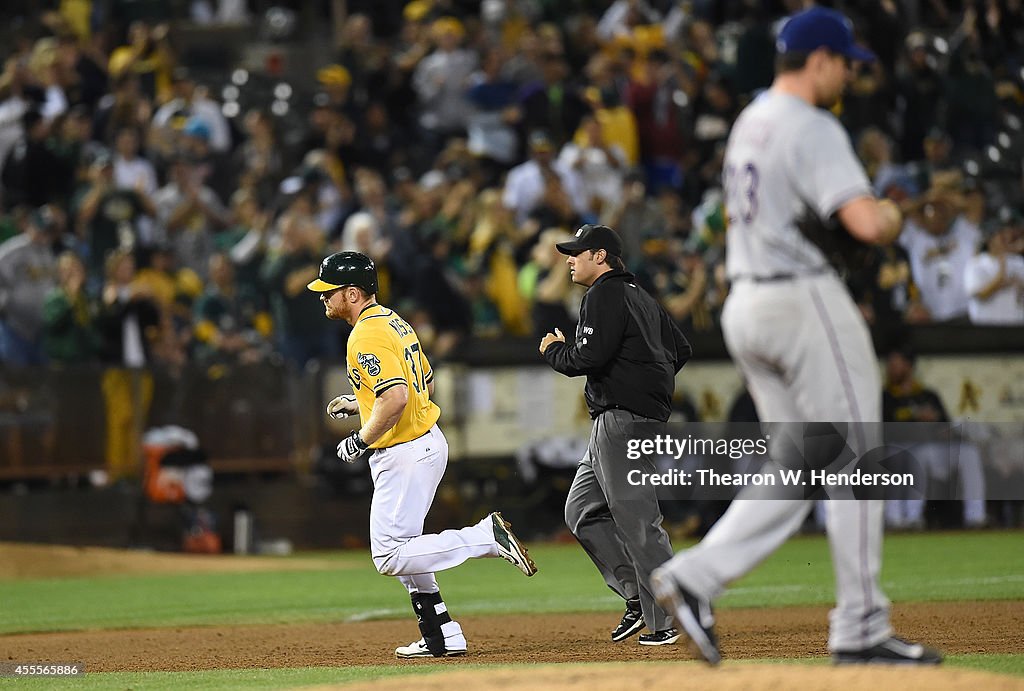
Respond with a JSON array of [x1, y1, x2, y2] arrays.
[[650, 7, 942, 666], [309, 251, 537, 659]]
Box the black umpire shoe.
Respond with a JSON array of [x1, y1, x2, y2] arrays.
[[611, 602, 644, 642], [650, 567, 721, 664], [833, 637, 943, 665]]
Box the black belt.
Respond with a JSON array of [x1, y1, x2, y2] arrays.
[[731, 267, 830, 283], [595, 406, 663, 422]]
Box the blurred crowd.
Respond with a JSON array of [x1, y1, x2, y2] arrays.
[[1, 0, 1023, 375]]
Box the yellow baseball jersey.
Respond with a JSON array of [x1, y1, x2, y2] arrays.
[[346, 304, 440, 448]]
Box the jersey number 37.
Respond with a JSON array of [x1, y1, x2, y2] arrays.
[[390, 317, 428, 394]]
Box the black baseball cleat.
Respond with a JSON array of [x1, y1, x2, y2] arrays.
[[833, 636, 943, 665], [638, 628, 680, 646], [650, 567, 721, 664], [611, 603, 645, 642]]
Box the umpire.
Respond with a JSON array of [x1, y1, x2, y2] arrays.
[[539, 224, 692, 645]]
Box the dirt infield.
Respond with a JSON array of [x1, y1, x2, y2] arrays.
[[2, 601, 1022, 673], [0, 543, 343, 580]]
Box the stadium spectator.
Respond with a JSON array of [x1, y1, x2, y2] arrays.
[[465, 47, 520, 170], [107, 21, 174, 104], [54, 31, 108, 112], [899, 186, 981, 321], [333, 14, 386, 114], [316, 64, 354, 117], [112, 127, 157, 195], [945, 8, 999, 151], [503, 129, 586, 226], [848, 244, 930, 330], [463, 187, 529, 335], [48, 105, 93, 208], [75, 150, 156, 277], [260, 213, 334, 367], [192, 252, 271, 366], [519, 227, 574, 340], [2, 109, 66, 210], [92, 74, 149, 147], [517, 50, 587, 150], [626, 49, 689, 191], [897, 33, 946, 162], [0, 206, 62, 365], [43, 250, 100, 363], [151, 67, 230, 154], [602, 169, 663, 268], [98, 248, 159, 481], [557, 115, 627, 219], [964, 212, 1024, 325], [596, 0, 661, 42], [0, 0, 1018, 377], [882, 345, 988, 530], [153, 156, 228, 278], [858, 128, 913, 198], [352, 101, 407, 176], [412, 18, 477, 163]]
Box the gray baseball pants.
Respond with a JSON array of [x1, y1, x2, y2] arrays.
[[565, 408, 675, 633], [660, 274, 892, 652]]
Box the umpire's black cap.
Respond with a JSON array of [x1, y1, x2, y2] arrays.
[[307, 251, 379, 294], [556, 224, 624, 257]]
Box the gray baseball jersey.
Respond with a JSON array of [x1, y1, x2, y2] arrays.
[[723, 91, 872, 279]]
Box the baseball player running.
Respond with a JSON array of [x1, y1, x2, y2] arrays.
[[308, 251, 537, 659], [650, 8, 941, 666]]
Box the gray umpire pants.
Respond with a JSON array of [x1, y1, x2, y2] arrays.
[[565, 408, 675, 632]]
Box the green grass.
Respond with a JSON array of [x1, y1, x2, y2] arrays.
[[4, 656, 1023, 690], [0, 664, 461, 690], [721, 531, 1024, 608], [1, 533, 1022, 634]]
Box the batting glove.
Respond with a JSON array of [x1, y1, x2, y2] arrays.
[[337, 431, 369, 463], [327, 394, 359, 419]]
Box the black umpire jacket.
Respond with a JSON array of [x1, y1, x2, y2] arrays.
[[543, 270, 692, 422]]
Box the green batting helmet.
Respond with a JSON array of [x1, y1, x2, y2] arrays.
[[307, 251, 379, 294]]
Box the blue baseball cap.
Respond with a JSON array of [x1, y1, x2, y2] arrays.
[[776, 7, 876, 62]]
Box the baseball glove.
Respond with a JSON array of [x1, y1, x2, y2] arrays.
[[794, 206, 874, 280]]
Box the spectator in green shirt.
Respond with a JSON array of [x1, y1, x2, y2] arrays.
[[43, 251, 100, 363]]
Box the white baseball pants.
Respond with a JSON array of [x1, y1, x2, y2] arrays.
[[368, 424, 498, 594]]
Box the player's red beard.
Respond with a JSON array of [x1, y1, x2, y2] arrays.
[[322, 293, 343, 320]]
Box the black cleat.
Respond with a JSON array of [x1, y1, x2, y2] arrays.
[[833, 636, 943, 665], [650, 567, 721, 664], [611, 604, 645, 642], [638, 628, 680, 646]]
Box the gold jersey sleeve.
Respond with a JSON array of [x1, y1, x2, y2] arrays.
[[346, 305, 441, 448]]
